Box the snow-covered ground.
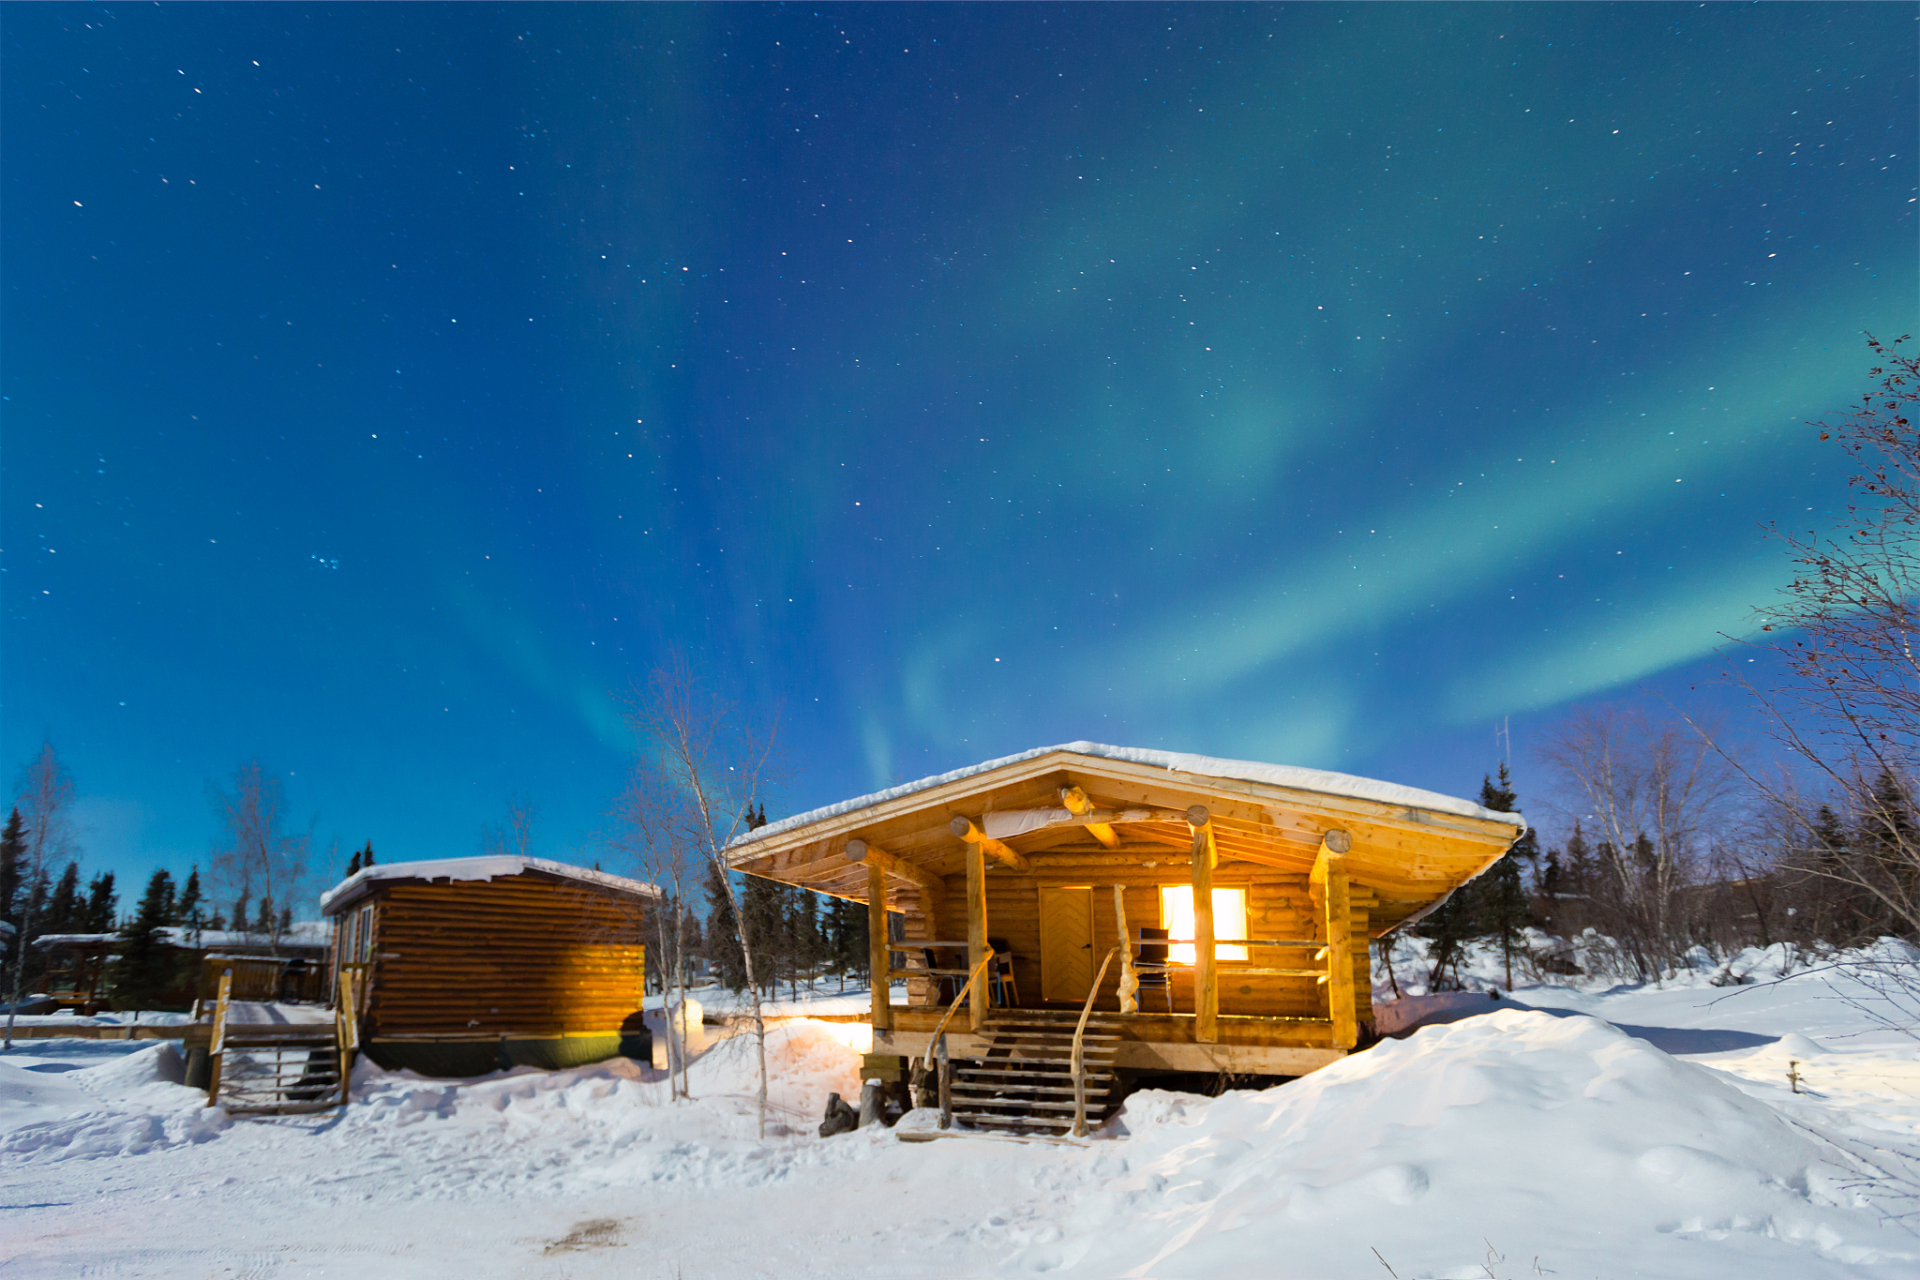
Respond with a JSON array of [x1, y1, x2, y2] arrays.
[[4, 957, 1919, 1277]]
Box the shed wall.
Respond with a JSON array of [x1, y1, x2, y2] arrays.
[[364, 876, 646, 1040]]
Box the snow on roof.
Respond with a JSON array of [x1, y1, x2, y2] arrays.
[[319, 855, 661, 914], [733, 741, 1523, 847], [33, 924, 329, 951]]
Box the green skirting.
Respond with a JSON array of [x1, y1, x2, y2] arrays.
[[366, 1032, 639, 1078]]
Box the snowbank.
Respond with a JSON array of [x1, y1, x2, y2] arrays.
[[0, 1041, 229, 1162], [1027, 1010, 1914, 1277]]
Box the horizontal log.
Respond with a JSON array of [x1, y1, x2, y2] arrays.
[[948, 817, 1031, 872]]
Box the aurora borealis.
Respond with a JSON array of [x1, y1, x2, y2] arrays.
[[5, 4, 1916, 888]]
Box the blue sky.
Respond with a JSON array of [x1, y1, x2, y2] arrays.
[[5, 3, 1915, 900]]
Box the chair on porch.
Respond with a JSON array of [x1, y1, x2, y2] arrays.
[[988, 937, 1018, 1007], [1135, 926, 1172, 1014], [917, 947, 965, 1005]]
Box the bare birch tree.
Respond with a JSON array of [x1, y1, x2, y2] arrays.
[[1714, 336, 1920, 941], [4, 744, 80, 1049], [208, 761, 310, 953], [481, 794, 539, 860], [606, 765, 697, 1101], [621, 656, 781, 1138], [1535, 704, 1737, 980]]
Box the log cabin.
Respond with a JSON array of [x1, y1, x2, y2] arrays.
[[319, 856, 660, 1077], [726, 743, 1523, 1135]]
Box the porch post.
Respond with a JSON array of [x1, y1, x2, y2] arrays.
[[1187, 805, 1218, 1044], [868, 864, 891, 1033], [1317, 832, 1358, 1050], [966, 841, 989, 1033]]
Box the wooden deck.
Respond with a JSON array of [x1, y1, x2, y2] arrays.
[[876, 1005, 1347, 1075]]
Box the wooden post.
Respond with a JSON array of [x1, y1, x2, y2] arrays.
[[868, 864, 892, 1033], [965, 841, 989, 1033], [205, 967, 233, 1106], [1187, 806, 1218, 1044], [936, 1031, 952, 1130], [1317, 834, 1359, 1050], [1113, 884, 1138, 1015]]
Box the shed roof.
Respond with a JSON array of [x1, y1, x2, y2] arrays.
[[727, 743, 1525, 935], [319, 855, 662, 916]]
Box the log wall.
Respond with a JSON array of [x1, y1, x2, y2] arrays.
[[901, 864, 1372, 1025], [364, 876, 647, 1039]]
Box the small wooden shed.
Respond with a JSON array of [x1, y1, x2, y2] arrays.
[[320, 856, 660, 1077], [727, 743, 1523, 1134]]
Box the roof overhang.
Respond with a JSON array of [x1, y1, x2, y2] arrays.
[[727, 747, 1523, 932]]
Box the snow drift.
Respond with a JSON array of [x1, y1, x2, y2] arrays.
[[1015, 1010, 1914, 1277]]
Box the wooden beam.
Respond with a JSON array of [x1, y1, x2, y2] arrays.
[[1187, 805, 1218, 1044], [949, 816, 1032, 873], [1316, 837, 1358, 1051], [868, 865, 891, 1033], [1114, 884, 1138, 1015], [1059, 786, 1118, 849], [845, 839, 946, 916], [965, 842, 989, 1034]]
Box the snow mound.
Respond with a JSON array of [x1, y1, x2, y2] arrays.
[[2, 1044, 228, 1163], [1031, 1011, 1915, 1277]]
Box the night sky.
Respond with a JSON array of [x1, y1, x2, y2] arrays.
[[6, 4, 1916, 899]]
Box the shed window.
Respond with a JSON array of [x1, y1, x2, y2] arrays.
[[1159, 886, 1248, 963]]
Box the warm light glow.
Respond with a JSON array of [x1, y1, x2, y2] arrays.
[[1159, 886, 1248, 962]]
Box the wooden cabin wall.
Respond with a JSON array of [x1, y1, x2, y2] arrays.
[[364, 878, 647, 1039], [905, 864, 1372, 1025]]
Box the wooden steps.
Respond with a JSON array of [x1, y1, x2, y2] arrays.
[[210, 1025, 346, 1115], [947, 1010, 1123, 1138]]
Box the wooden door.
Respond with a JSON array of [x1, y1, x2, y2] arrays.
[[1039, 887, 1095, 1002]]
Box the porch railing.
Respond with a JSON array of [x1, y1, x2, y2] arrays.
[[1071, 946, 1122, 1138], [913, 950, 996, 1130]]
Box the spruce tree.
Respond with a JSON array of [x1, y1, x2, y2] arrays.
[[83, 871, 117, 931], [46, 863, 80, 934], [1477, 764, 1539, 990], [174, 868, 203, 930], [0, 809, 24, 928], [705, 863, 747, 991], [346, 847, 362, 876], [742, 878, 785, 997], [113, 870, 176, 1011]]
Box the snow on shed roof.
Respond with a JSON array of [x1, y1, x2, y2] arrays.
[[319, 855, 661, 915], [33, 924, 330, 951], [733, 741, 1523, 847]]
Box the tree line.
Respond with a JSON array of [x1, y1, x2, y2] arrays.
[[1410, 337, 1920, 993]]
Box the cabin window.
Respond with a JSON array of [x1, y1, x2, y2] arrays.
[[1159, 886, 1249, 963]]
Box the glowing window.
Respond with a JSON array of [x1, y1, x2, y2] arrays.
[[1158, 886, 1249, 963]]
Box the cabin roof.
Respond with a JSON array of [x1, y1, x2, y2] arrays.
[[319, 855, 662, 916], [726, 743, 1525, 934]]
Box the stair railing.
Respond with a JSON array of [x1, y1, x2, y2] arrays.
[[911, 949, 997, 1076], [204, 966, 233, 1107], [911, 950, 997, 1129], [1071, 946, 1123, 1137]]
